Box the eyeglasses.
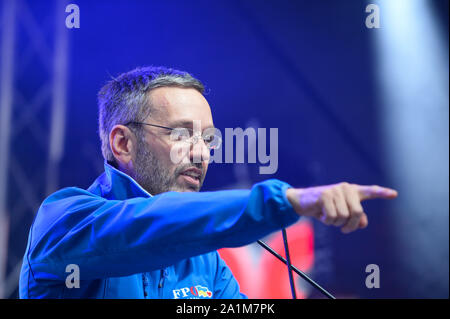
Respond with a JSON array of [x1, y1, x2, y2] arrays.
[[125, 121, 221, 150]]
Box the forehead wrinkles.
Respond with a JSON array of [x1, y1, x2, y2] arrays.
[[145, 89, 170, 121], [145, 87, 212, 128]]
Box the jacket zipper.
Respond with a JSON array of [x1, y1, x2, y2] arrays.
[[158, 269, 166, 289], [158, 268, 167, 298], [142, 273, 149, 298]]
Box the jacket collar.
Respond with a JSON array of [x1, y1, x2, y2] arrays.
[[87, 161, 153, 200]]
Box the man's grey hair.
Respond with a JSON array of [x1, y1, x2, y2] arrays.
[[98, 66, 205, 164]]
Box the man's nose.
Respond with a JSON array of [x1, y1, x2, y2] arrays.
[[190, 136, 210, 164]]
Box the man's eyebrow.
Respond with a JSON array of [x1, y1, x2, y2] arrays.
[[169, 120, 215, 130]]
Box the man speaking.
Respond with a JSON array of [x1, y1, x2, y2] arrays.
[[19, 66, 397, 298]]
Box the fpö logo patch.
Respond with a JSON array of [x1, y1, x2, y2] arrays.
[[173, 285, 213, 299]]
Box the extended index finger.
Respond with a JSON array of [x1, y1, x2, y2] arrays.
[[357, 185, 398, 201]]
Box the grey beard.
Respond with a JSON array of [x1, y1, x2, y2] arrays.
[[132, 139, 204, 195]]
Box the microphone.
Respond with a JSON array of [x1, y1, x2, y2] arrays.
[[257, 238, 336, 299]]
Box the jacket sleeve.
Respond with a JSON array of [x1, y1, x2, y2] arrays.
[[27, 179, 299, 282]]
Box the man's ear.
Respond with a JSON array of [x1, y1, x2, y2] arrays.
[[109, 125, 136, 168]]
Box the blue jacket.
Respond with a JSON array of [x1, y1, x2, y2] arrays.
[[19, 162, 299, 299]]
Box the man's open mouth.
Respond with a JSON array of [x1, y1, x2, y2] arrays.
[[179, 168, 202, 187]]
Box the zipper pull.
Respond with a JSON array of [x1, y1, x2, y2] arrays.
[[158, 269, 165, 288], [142, 273, 149, 297]]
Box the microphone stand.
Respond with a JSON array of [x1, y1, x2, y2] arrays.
[[281, 228, 297, 299], [257, 239, 336, 299]]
